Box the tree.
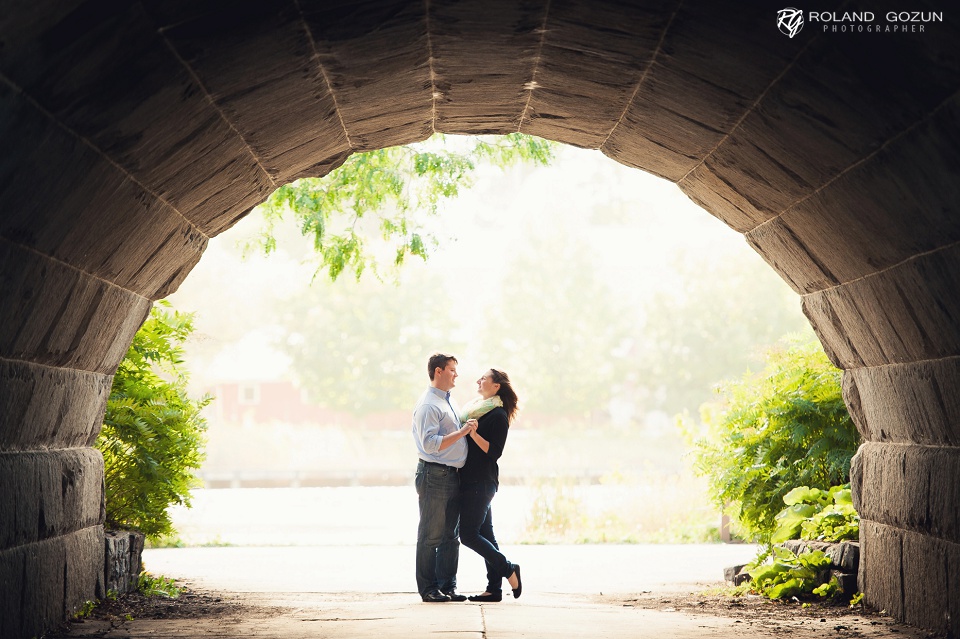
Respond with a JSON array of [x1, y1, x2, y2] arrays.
[[637, 249, 810, 416], [479, 227, 634, 415], [250, 133, 556, 281], [685, 333, 859, 543], [97, 303, 211, 538], [276, 268, 464, 414]]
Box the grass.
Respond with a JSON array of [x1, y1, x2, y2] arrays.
[[518, 467, 722, 544]]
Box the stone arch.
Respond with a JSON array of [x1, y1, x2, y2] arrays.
[[1, 2, 958, 637]]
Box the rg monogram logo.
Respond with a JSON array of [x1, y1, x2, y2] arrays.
[[777, 8, 804, 37]]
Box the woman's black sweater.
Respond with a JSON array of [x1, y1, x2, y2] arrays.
[[460, 406, 510, 486]]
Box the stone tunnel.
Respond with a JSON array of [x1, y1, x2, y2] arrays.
[[1, 1, 958, 637]]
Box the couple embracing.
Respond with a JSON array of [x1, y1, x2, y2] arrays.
[[411, 352, 522, 603]]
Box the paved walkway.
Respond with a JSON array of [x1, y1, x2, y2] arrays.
[[57, 545, 931, 638], [140, 544, 759, 594]]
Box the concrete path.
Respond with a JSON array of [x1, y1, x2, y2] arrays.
[[140, 544, 759, 594], [56, 545, 932, 638]]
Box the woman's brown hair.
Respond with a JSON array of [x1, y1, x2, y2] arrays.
[[490, 369, 519, 423]]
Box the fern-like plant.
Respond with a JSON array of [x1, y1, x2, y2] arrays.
[[97, 302, 211, 539]]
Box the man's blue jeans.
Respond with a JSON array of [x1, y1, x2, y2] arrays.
[[415, 460, 460, 595]]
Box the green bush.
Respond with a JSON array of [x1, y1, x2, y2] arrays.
[[96, 302, 211, 539], [686, 333, 860, 543]]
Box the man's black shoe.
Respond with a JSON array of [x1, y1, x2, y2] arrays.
[[442, 590, 467, 602], [421, 590, 451, 603]]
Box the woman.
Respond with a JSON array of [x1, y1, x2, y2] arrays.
[[458, 368, 522, 601]]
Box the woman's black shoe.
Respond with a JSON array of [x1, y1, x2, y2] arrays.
[[510, 564, 522, 599], [467, 592, 502, 602]]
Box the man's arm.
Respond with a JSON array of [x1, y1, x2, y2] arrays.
[[439, 424, 474, 451], [415, 404, 473, 454]]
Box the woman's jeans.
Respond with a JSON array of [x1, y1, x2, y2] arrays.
[[459, 480, 511, 593], [415, 460, 461, 596]]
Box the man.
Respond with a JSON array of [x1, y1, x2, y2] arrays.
[[412, 353, 476, 602]]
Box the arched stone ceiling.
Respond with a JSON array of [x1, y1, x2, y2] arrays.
[[1, 2, 959, 637]]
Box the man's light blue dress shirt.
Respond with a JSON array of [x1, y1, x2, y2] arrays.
[[412, 386, 467, 468]]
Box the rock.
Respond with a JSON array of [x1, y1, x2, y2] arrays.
[[832, 570, 858, 594], [104, 530, 145, 595], [827, 541, 860, 573], [724, 564, 751, 585], [780, 540, 860, 573]]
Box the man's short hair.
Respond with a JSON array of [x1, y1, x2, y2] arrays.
[[427, 353, 458, 380]]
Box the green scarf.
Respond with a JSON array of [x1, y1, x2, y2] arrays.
[[459, 395, 503, 423]]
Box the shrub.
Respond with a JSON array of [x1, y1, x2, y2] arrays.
[[686, 333, 860, 543], [96, 302, 211, 539]]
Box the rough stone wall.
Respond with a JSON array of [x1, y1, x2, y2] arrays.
[[0, 1, 958, 636]]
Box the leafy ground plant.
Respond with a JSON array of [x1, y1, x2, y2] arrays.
[[138, 572, 182, 598], [747, 547, 839, 600], [771, 484, 859, 543]]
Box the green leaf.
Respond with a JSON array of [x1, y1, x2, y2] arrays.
[[247, 133, 556, 282], [783, 486, 824, 506]]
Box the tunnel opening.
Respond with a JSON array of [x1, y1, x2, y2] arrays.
[[155, 137, 814, 551], [1, 3, 958, 637]]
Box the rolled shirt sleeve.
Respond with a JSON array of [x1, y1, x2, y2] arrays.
[[414, 403, 445, 455]]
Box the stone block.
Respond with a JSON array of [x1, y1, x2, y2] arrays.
[[845, 358, 960, 446], [0, 541, 24, 638], [831, 541, 859, 574], [746, 218, 839, 294], [0, 448, 104, 549], [802, 244, 960, 370], [856, 442, 960, 543], [680, 161, 773, 232], [157, 2, 351, 185], [0, 87, 208, 300], [0, 526, 103, 639], [21, 532, 66, 639], [0, 359, 111, 450], [745, 94, 960, 295], [429, 1, 541, 136], [859, 519, 903, 620], [902, 529, 957, 635], [530, 17, 671, 146], [0, 240, 151, 374], [603, 133, 699, 183], [66, 525, 106, 613], [299, 1, 433, 152], [0, 6, 272, 239], [104, 529, 146, 595]]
